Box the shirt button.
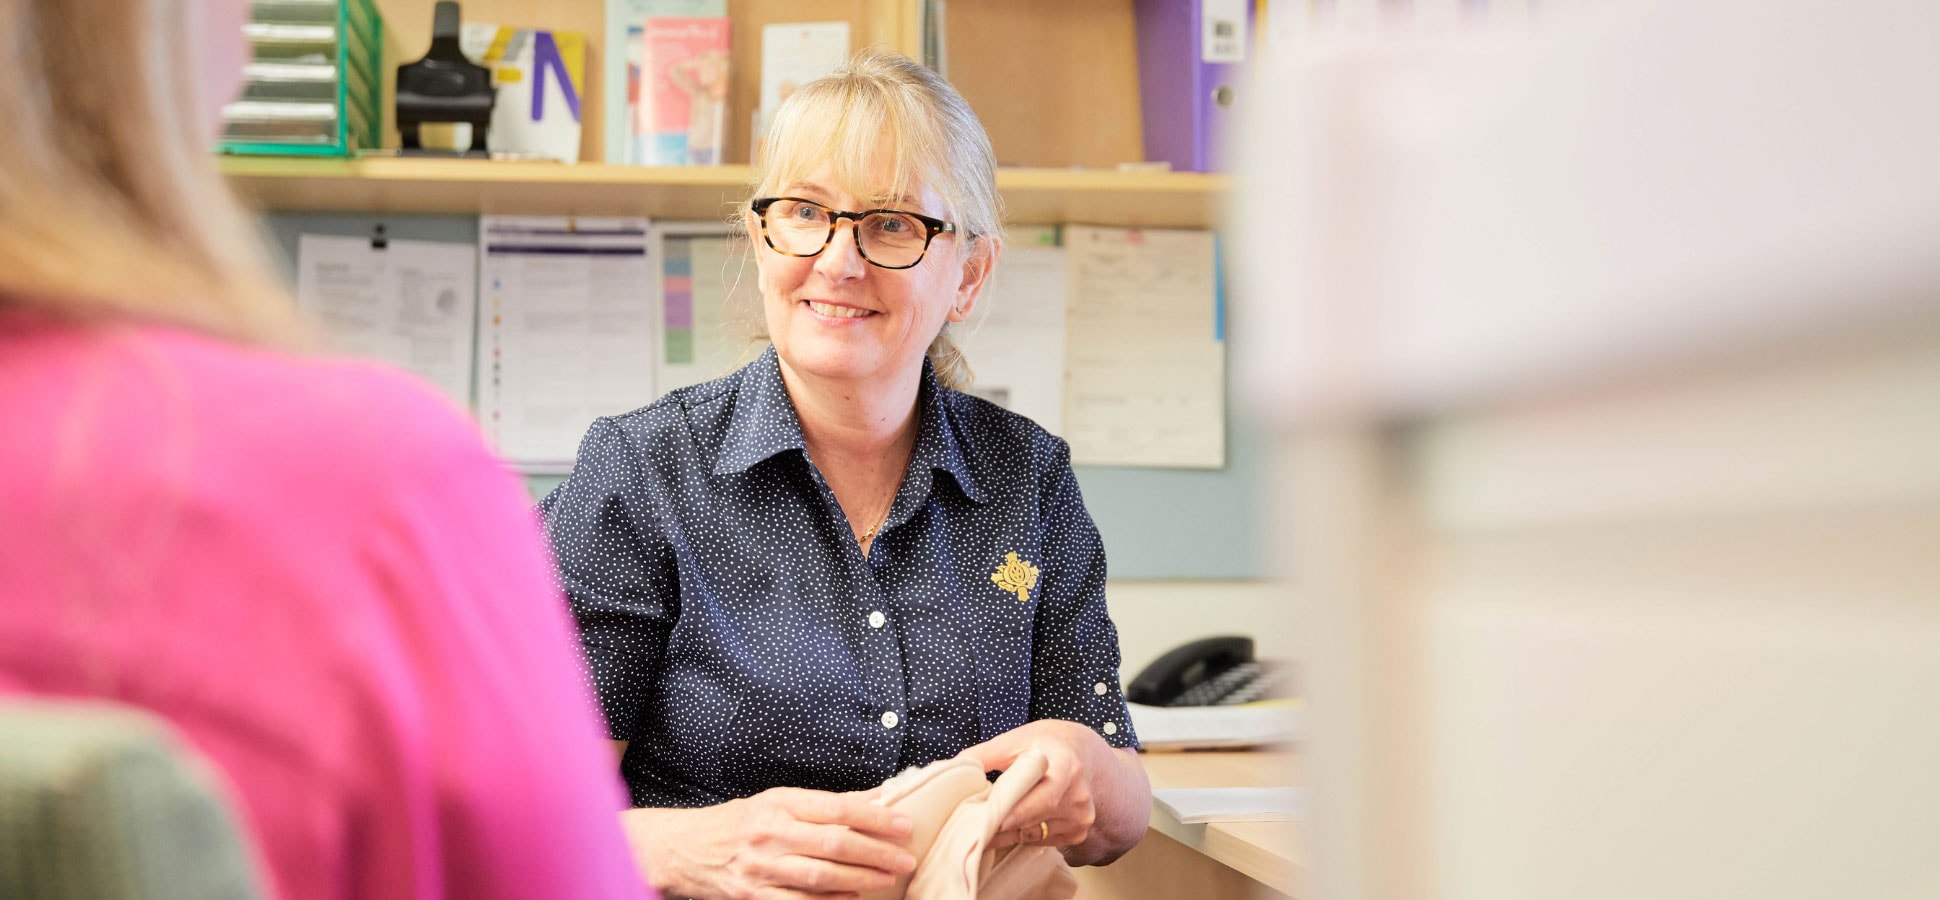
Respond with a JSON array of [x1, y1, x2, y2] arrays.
[[1103, 721, 1118, 735], [868, 611, 886, 629], [1094, 682, 1109, 695], [881, 711, 900, 729]]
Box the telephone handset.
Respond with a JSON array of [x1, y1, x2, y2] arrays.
[[1126, 635, 1291, 707]]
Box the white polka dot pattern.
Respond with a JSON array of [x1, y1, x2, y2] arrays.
[[539, 348, 1139, 809]]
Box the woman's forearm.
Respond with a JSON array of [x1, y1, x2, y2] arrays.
[[1066, 747, 1151, 866], [619, 805, 716, 897]]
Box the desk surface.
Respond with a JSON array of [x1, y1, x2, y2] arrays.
[[1138, 750, 1304, 897]]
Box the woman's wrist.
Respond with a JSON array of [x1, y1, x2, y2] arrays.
[[619, 804, 721, 896], [1072, 746, 1151, 865]]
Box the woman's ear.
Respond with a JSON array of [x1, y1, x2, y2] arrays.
[[948, 236, 1000, 324]]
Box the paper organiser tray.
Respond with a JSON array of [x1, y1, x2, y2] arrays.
[[220, 0, 381, 156]]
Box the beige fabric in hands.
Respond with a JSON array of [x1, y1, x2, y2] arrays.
[[865, 747, 1076, 900], [862, 757, 992, 900]]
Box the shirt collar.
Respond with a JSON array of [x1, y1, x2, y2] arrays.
[[713, 347, 989, 505], [910, 364, 987, 505], [713, 347, 807, 476]]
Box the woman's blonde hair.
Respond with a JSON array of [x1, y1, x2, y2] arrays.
[[747, 49, 1003, 390], [0, 0, 303, 346]]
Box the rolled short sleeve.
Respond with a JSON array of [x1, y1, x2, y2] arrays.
[[1025, 441, 1140, 750], [538, 417, 677, 741]]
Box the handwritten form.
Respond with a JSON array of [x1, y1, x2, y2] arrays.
[[294, 234, 477, 409], [957, 229, 1069, 434], [475, 216, 656, 472], [1063, 226, 1226, 468]]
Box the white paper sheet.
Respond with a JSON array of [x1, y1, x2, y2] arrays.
[[1063, 226, 1226, 468], [956, 233, 1068, 434], [1126, 701, 1305, 750], [655, 223, 765, 393], [476, 216, 656, 471], [294, 234, 477, 409], [1152, 787, 1305, 825]]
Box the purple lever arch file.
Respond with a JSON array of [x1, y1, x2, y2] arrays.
[[1135, 0, 1252, 173]]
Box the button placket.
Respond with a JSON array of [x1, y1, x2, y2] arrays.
[[852, 559, 906, 748]]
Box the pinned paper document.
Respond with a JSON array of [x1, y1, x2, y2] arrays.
[[957, 226, 1068, 434], [295, 233, 477, 409], [655, 222, 763, 392], [475, 216, 657, 471], [1063, 225, 1226, 468]]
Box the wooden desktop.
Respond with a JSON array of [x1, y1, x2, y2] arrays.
[[1073, 750, 1301, 900]]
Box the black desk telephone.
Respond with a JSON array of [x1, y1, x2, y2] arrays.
[[1126, 636, 1292, 707]]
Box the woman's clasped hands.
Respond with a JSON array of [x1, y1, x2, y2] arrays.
[[621, 786, 917, 900]]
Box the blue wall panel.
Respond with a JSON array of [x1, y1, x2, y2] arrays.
[[264, 212, 1265, 578]]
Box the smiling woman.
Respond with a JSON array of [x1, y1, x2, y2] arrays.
[[538, 49, 1153, 900], [740, 49, 1004, 393]]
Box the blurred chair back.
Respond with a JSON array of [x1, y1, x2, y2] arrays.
[[0, 700, 266, 900]]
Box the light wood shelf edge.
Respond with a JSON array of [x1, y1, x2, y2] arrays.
[[219, 157, 1230, 228]]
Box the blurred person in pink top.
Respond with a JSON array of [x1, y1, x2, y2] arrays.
[[0, 1, 654, 898]]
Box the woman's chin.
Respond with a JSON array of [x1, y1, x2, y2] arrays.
[[779, 342, 888, 384]]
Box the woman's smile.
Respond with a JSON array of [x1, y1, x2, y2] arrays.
[[802, 298, 881, 322]]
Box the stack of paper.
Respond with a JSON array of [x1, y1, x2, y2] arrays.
[[1126, 700, 1304, 750], [1152, 787, 1305, 825]]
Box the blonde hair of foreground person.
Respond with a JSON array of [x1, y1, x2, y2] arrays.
[[745, 49, 1004, 390], [0, 0, 303, 346]]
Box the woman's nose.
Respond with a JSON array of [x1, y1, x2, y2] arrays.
[[815, 219, 868, 279]]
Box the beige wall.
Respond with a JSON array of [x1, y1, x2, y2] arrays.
[[1104, 579, 1295, 682], [1286, 332, 1940, 900]]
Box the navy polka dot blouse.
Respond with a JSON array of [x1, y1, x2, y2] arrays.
[[539, 347, 1140, 809]]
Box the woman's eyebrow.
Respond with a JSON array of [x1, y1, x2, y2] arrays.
[[781, 184, 922, 210], [782, 182, 834, 200]]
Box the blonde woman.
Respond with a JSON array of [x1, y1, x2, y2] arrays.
[[0, 1, 649, 897], [542, 51, 1151, 900]]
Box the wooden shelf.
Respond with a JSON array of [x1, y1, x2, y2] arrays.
[[220, 157, 1229, 229]]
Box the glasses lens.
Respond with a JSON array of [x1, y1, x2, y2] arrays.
[[763, 200, 831, 255], [858, 211, 928, 267]]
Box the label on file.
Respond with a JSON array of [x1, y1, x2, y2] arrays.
[[1202, 0, 1248, 63]]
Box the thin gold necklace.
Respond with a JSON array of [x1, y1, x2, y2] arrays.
[[859, 484, 897, 544]]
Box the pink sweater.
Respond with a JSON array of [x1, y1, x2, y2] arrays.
[[0, 316, 651, 900]]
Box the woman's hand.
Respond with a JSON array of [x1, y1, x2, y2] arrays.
[[619, 787, 917, 900], [955, 719, 1151, 866]]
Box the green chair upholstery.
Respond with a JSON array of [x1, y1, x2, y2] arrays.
[[0, 700, 266, 900]]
